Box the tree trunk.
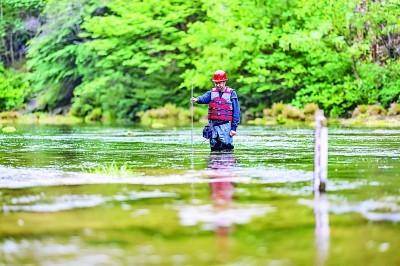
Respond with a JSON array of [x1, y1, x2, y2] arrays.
[[1, 37, 8, 65], [0, 2, 7, 65], [9, 33, 15, 65]]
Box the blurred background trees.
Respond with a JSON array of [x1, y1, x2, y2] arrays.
[[1, 0, 399, 121]]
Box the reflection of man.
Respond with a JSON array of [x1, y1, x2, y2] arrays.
[[209, 152, 235, 208], [208, 151, 236, 238]]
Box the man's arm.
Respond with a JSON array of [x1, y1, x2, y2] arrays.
[[231, 91, 240, 131], [195, 91, 211, 104]]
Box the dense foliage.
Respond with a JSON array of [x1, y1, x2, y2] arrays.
[[0, 63, 30, 110], [0, 0, 44, 66], [1, 0, 399, 119]]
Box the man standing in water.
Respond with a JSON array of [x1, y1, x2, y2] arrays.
[[192, 70, 240, 151]]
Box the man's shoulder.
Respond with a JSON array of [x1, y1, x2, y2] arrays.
[[209, 87, 237, 97], [201, 90, 212, 96], [230, 89, 238, 99]]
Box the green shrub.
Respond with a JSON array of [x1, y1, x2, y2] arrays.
[[85, 108, 103, 122], [352, 104, 387, 117], [352, 105, 368, 117], [144, 104, 187, 119], [139, 104, 206, 122], [271, 102, 285, 117], [193, 107, 208, 121], [0, 111, 20, 120], [388, 103, 400, 116], [263, 108, 272, 117], [0, 65, 30, 111], [276, 115, 286, 125], [138, 104, 204, 127], [367, 105, 387, 116], [282, 105, 305, 121], [269, 103, 305, 121], [303, 103, 319, 117]]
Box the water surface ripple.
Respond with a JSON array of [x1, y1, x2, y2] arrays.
[[0, 125, 399, 265]]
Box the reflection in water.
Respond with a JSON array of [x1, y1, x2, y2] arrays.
[[208, 151, 236, 262], [314, 193, 330, 266]]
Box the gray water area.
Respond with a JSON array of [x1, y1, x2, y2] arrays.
[[0, 125, 399, 265]]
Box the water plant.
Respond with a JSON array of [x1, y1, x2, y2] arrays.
[[85, 161, 131, 177]]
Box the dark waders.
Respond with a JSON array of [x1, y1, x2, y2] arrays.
[[209, 121, 234, 152]]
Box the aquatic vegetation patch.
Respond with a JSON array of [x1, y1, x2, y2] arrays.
[[85, 161, 131, 177]]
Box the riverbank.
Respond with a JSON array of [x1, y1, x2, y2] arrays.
[[0, 112, 83, 126], [1, 103, 400, 130], [246, 115, 400, 128], [2, 114, 400, 130]]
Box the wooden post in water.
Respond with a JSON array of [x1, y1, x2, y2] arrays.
[[314, 109, 328, 193], [313, 110, 329, 265], [314, 193, 330, 266]]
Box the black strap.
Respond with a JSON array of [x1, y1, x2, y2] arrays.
[[210, 120, 229, 126]]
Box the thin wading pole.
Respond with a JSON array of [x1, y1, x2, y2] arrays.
[[191, 83, 194, 148], [314, 109, 328, 193], [190, 83, 194, 170], [190, 84, 195, 199]]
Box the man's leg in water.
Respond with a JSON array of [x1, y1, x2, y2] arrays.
[[210, 123, 234, 151], [210, 126, 222, 151]]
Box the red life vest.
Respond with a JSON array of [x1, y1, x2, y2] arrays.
[[208, 87, 233, 121]]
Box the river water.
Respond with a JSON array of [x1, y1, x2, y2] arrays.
[[0, 125, 399, 265]]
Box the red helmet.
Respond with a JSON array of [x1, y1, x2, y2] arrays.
[[212, 70, 228, 82]]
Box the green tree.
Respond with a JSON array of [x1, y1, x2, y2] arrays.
[[0, 0, 44, 66], [27, 0, 99, 113], [24, 0, 400, 119], [0, 63, 30, 110], [71, 0, 201, 121]]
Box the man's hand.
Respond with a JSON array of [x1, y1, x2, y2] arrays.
[[191, 97, 198, 103], [229, 130, 237, 137]]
